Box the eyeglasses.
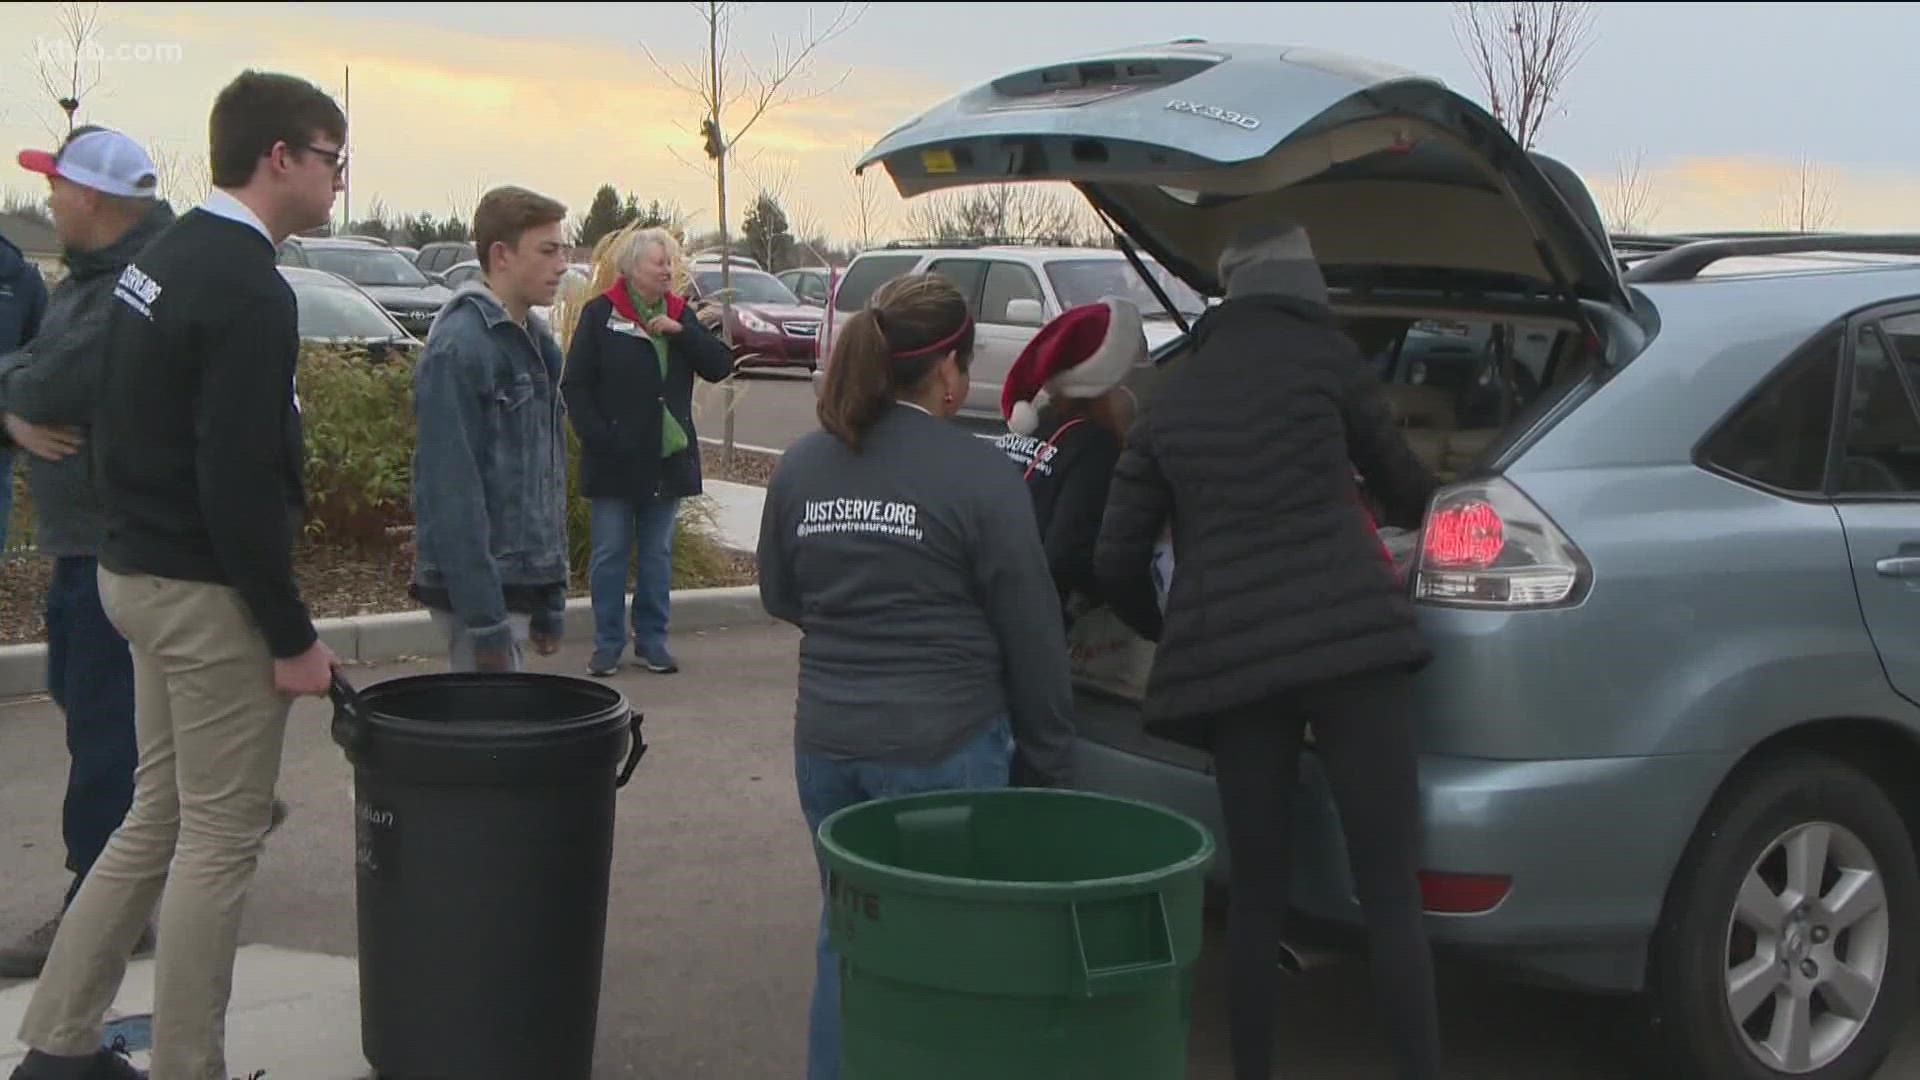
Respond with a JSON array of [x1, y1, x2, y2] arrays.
[[296, 143, 348, 177]]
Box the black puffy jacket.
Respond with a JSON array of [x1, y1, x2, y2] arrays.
[[1093, 295, 1438, 746]]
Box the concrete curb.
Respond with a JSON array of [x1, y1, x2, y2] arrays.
[[696, 435, 786, 457], [0, 585, 774, 699]]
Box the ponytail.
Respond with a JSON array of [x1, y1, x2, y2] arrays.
[[816, 273, 975, 451]]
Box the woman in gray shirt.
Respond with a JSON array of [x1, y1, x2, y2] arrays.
[[757, 272, 1075, 1080]]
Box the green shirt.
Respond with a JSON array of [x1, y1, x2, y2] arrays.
[[630, 285, 689, 458]]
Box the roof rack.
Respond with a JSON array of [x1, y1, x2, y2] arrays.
[[878, 235, 1088, 251], [1623, 234, 1920, 283]]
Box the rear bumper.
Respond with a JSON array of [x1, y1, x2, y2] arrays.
[[1071, 736, 1732, 993]]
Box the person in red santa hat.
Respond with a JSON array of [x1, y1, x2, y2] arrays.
[[994, 295, 1146, 627]]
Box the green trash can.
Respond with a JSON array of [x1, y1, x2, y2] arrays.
[[815, 788, 1216, 1079]]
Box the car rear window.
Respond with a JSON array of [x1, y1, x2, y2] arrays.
[[291, 278, 403, 340], [833, 255, 922, 313]]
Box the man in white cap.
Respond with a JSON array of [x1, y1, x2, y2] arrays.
[[994, 296, 1145, 629], [0, 125, 174, 981]]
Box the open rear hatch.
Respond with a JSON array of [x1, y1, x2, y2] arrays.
[[857, 41, 1628, 315], [858, 42, 1632, 728]]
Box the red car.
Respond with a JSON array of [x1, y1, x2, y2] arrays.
[[687, 266, 821, 373]]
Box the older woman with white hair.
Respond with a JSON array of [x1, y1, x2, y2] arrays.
[[561, 226, 735, 677]]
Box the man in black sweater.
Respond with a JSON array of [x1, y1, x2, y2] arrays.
[[11, 71, 345, 1080]]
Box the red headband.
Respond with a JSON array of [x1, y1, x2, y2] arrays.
[[888, 314, 974, 361]]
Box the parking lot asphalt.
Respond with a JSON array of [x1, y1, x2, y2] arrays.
[[2, 623, 1915, 1077]]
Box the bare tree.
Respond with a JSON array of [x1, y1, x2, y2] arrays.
[[902, 183, 1101, 246], [2, 188, 51, 226], [147, 143, 210, 207], [1773, 156, 1837, 233], [845, 151, 890, 250], [35, 2, 105, 137], [1600, 149, 1658, 234], [641, 0, 867, 467], [754, 156, 845, 268], [1451, 2, 1597, 150]]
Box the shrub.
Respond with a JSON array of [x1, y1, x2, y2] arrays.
[[299, 342, 738, 587], [561, 423, 737, 590], [298, 342, 418, 548]]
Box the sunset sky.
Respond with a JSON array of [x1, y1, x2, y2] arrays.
[[3, 1, 1916, 243]]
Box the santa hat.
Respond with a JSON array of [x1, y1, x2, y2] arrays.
[[1000, 297, 1147, 435]]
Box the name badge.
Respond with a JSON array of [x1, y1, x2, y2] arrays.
[[606, 314, 648, 338]]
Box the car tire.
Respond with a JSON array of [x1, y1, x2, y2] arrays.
[[1648, 753, 1918, 1080]]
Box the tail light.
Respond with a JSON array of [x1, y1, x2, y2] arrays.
[[1413, 478, 1588, 609], [1419, 871, 1512, 915]]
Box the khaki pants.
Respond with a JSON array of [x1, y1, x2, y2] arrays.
[[18, 569, 292, 1080]]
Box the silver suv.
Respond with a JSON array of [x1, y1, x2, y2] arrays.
[[816, 241, 1206, 421], [859, 40, 1920, 1079]]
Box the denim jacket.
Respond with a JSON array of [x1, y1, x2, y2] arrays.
[[410, 285, 569, 652]]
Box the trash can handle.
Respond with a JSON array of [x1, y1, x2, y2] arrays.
[[616, 710, 647, 788], [1070, 892, 1177, 998], [329, 669, 371, 753]]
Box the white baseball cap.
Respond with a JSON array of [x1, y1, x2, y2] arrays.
[[17, 126, 158, 198]]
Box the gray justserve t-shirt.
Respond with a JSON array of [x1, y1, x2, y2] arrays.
[[756, 403, 1075, 785]]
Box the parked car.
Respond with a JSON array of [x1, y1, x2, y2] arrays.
[[777, 265, 835, 307], [858, 39, 1920, 1080], [413, 240, 476, 279], [279, 236, 452, 338], [686, 265, 820, 372], [440, 258, 484, 291], [278, 265, 419, 357], [690, 250, 762, 271], [817, 243, 1206, 421]]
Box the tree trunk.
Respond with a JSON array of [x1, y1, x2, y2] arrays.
[[711, 11, 737, 473]]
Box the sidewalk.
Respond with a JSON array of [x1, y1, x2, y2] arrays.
[[700, 479, 767, 553], [0, 947, 367, 1078]]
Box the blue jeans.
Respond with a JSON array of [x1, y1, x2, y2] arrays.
[[45, 556, 138, 907], [794, 717, 1014, 1080], [588, 496, 679, 659]]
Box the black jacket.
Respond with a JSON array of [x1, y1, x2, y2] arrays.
[[1093, 295, 1438, 746], [94, 208, 314, 659], [994, 414, 1122, 623], [0, 199, 174, 556], [0, 235, 46, 363], [560, 286, 733, 501]]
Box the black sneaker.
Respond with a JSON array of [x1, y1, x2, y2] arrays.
[[6, 1038, 146, 1080], [91, 1037, 146, 1080], [587, 651, 622, 678], [90, 1038, 146, 1080]]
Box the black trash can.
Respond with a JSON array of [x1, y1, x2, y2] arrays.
[[329, 671, 646, 1080]]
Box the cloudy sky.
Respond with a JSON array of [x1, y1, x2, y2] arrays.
[[3, 1, 1916, 241]]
